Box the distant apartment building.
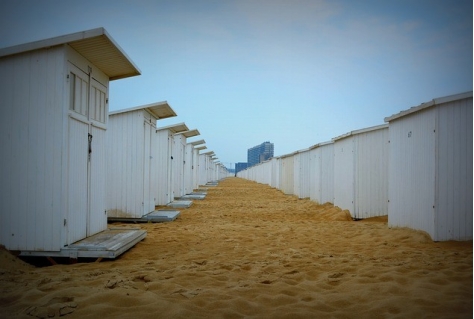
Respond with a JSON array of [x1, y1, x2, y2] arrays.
[[247, 141, 274, 167]]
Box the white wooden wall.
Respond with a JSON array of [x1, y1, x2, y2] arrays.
[[388, 95, 473, 241], [155, 129, 173, 205], [333, 137, 354, 213], [309, 142, 334, 205], [106, 109, 157, 218], [280, 155, 295, 195], [294, 150, 311, 199], [184, 143, 194, 194], [0, 44, 110, 251]]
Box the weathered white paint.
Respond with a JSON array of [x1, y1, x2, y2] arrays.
[[0, 28, 139, 252], [333, 124, 389, 218], [386, 92, 472, 241]]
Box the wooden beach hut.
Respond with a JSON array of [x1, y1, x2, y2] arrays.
[[182, 130, 200, 196], [279, 152, 297, 195], [155, 123, 189, 205], [106, 102, 176, 219], [309, 141, 335, 205], [385, 91, 472, 241], [333, 124, 389, 219], [189, 139, 206, 190], [173, 129, 200, 198], [0, 28, 146, 257], [293, 148, 312, 199]]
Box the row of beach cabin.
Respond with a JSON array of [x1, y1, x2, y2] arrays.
[[238, 91, 473, 242], [0, 28, 230, 256]]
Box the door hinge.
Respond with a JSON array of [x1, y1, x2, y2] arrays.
[[64, 219, 67, 226]]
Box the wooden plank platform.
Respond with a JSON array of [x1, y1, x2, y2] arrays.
[[108, 210, 180, 223], [19, 228, 146, 259]]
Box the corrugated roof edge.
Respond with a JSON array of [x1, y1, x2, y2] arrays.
[[384, 91, 473, 122], [0, 27, 141, 80], [309, 140, 334, 150], [332, 123, 389, 142]]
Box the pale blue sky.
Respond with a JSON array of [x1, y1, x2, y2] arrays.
[[1, 0, 472, 168]]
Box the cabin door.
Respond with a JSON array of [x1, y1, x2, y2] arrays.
[[143, 120, 155, 214], [67, 62, 108, 244]]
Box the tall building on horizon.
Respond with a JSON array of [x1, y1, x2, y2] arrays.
[[247, 141, 274, 167], [235, 162, 249, 175]]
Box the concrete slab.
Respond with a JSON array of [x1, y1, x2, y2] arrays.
[[180, 194, 206, 200], [205, 182, 218, 186], [107, 210, 181, 223], [167, 200, 193, 208], [149, 210, 180, 222]]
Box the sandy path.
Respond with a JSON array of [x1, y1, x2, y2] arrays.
[[0, 177, 472, 318]]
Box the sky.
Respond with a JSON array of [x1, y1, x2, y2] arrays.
[[0, 0, 472, 169]]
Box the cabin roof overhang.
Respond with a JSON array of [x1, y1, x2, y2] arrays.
[[156, 122, 189, 134], [189, 139, 205, 146], [181, 129, 200, 138], [203, 151, 215, 156], [110, 101, 176, 119], [0, 27, 141, 80]]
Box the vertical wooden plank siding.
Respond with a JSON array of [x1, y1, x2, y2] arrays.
[[435, 98, 473, 240], [184, 144, 194, 194], [388, 108, 436, 237], [354, 127, 389, 219], [155, 129, 173, 205], [89, 125, 107, 233], [333, 137, 355, 214], [309, 147, 322, 204], [320, 143, 334, 204], [298, 150, 311, 198], [280, 155, 294, 195], [107, 110, 146, 218], [0, 47, 65, 251]]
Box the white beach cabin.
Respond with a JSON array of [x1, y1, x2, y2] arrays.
[[309, 141, 335, 205], [385, 91, 472, 241], [155, 123, 189, 205], [106, 102, 176, 219], [279, 152, 297, 195], [293, 148, 312, 199], [181, 130, 201, 196], [199, 151, 215, 186], [0, 28, 145, 257], [189, 139, 206, 190], [333, 124, 389, 219]]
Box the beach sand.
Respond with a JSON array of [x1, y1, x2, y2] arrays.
[[0, 177, 472, 318]]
